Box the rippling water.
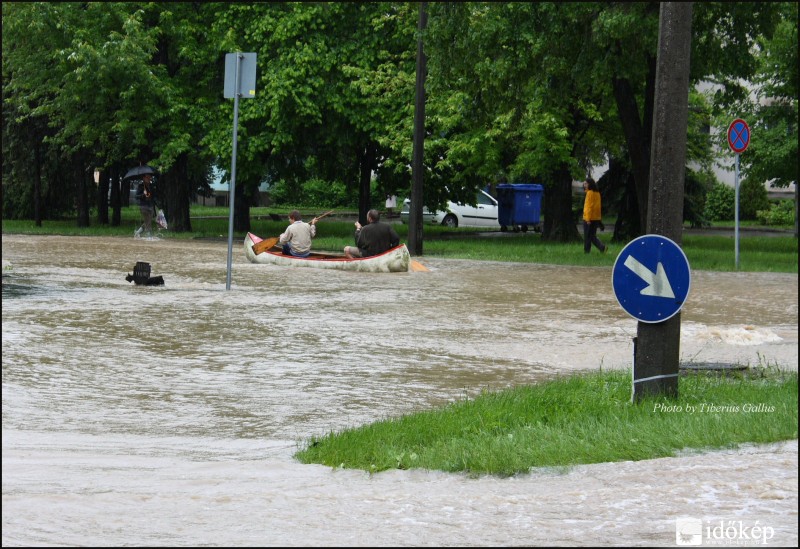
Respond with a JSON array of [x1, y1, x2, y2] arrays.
[[2, 234, 797, 546]]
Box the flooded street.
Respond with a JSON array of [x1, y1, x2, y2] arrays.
[[2, 234, 797, 546]]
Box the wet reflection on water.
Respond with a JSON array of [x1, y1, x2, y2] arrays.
[[2, 235, 797, 546]]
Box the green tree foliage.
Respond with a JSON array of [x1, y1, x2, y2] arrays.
[[740, 2, 797, 190], [2, 2, 94, 222], [2, 2, 219, 230], [424, 3, 615, 241], [3, 2, 795, 240], [204, 2, 417, 229], [602, 2, 790, 236], [146, 2, 225, 231]]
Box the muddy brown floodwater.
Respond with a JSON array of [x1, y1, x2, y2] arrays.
[[2, 234, 797, 546]]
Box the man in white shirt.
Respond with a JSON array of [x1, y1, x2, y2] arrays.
[[279, 210, 318, 257]]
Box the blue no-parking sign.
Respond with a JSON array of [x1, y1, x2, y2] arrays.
[[612, 235, 691, 323], [727, 118, 750, 154]]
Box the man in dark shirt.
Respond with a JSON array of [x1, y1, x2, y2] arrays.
[[344, 209, 400, 258]]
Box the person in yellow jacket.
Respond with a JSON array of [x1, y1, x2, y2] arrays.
[[582, 177, 607, 254]]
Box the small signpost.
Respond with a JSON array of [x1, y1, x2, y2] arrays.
[[223, 53, 257, 290], [613, 235, 692, 399], [727, 118, 750, 270]]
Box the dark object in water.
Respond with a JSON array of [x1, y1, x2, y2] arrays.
[[126, 261, 164, 286]]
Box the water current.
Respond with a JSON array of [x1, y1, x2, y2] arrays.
[[2, 234, 797, 546]]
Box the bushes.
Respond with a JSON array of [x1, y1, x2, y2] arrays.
[[268, 178, 350, 209], [703, 179, 773, 222], [757, 199, 795, 226], [299, 178, 350, 208], [739, 178, 770, 219], [704, 181, 735, 221]]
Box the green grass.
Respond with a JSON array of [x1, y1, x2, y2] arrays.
[[295, 367, 798, 477], [408, 233, 797, 272], [2, 205, 797, 273], [681, 235, 797, 272]]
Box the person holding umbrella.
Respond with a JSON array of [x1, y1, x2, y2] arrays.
[[125, 164, 159, 239], [134, 173, 156, 238]]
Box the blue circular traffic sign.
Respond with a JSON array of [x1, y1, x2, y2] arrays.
[[612, 235, 691, 323], [727, 118, 750, 153]]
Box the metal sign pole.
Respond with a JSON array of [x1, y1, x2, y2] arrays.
[[226, 53, 243, 291], [727, 118, 749, 271], [222, 52, 256, 290], [734, 152, 740, 270]]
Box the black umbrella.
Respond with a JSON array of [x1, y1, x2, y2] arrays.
[[123, 165, 158, 180]]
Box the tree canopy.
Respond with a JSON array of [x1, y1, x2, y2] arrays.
[[3, 2, 796, 238]]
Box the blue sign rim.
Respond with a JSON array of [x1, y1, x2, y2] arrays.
[[611, 234, 691, 323]]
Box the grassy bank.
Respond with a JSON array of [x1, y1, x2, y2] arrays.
[[2, 206, 797, 273], [295, 367, 798, 477]]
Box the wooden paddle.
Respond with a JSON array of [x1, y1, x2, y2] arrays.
[[252, 236, 280, 255], [315, 209, 335, 221]]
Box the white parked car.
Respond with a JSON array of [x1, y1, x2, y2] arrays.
[[400, 189, 500, 228]]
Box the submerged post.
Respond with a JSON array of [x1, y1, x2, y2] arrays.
[[223, 52, 257, 290]]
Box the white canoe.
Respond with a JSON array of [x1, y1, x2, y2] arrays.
[[244, 232, 410, 273]]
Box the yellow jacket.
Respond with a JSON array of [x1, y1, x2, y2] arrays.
[[583, 190, 602, 222]]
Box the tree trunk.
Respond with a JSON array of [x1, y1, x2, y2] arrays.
[[167, 153, 194, 233], [633, 1, 693, 401], [541, 163, 580, 242], [177, 164, 194, 233], [357, 144, 374, 225], [611, 50, 657, 237], [33, 140, 42, 227], [233, 175, 251, 234], [604, 157, 641, 241], [111, 165, 122, 226], [98, 169, 110, 225], [612, 75, 650, 234], [795, 177, 798, 238], [77, 155, 91, 228]]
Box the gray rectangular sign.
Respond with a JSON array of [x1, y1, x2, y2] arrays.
[[224, 52, 257, 99]]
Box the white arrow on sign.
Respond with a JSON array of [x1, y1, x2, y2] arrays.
[[623, 255, 675, 299]]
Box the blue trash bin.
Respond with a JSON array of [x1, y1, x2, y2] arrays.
[[496, 183, 543, 232]]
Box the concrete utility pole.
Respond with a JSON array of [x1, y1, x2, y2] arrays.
[[633, 2, 693, 400], [408, 1, 427, 256]]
